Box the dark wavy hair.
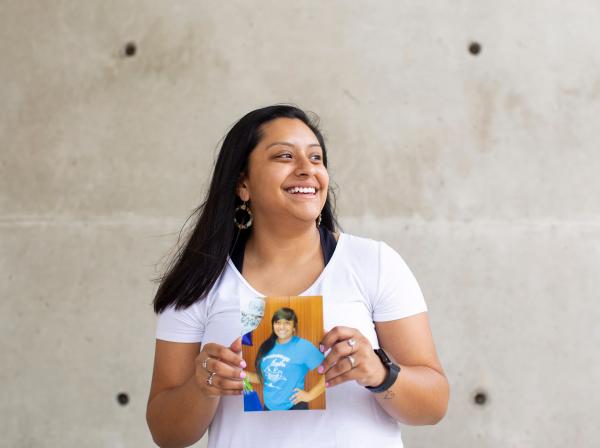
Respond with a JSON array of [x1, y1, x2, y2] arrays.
[[152, 105, 338, 313], [255, 307, 299, 381]]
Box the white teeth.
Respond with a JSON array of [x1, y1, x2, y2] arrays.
[[287, 187, 316, 194]]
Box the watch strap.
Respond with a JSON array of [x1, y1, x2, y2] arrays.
[[365, 348, 400, 393]]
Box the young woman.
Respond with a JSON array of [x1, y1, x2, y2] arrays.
[[246, 307, 325, 411], [146, 105, 449, 448]]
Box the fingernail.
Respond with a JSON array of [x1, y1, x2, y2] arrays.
[[319, 344, 324, 352], [240, 370, 246, 379], [240, 360, 247, 368], [325, 382, 330, 388], [317, 365, 324, 374]]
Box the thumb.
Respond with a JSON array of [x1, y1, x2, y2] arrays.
[[230, 336, 242, 353], [320, 328, 330, 350]]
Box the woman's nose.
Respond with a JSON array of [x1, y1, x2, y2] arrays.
[[294, 154, 315, 177]]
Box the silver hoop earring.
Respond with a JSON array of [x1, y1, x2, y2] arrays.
[[234, 201, 253, 229]]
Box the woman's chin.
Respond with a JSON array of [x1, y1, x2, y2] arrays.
[[285, 203, 324, 222], [288, 212, 322, 226]]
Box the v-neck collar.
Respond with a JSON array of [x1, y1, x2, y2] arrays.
[[227, 232, 345, 298]]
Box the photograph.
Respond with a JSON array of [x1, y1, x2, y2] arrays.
[[241, 296, 326, 412]]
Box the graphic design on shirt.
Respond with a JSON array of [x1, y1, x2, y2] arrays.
[[263, 353, 289, 389]]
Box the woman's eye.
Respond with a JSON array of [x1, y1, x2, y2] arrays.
[[277, 153, 293, 159], [311, 154, 323, 161]]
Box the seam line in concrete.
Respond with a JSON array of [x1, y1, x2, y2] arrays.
[[2, 215, 600, 229]]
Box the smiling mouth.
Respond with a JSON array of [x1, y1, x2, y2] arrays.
[[285, 186, 318, 195]]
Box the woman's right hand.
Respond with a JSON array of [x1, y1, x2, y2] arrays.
[[194, 336, 247, 398]]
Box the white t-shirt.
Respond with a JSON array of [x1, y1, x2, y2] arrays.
[[155, 232, 428, 448]]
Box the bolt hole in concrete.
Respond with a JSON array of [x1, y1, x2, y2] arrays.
[[117, 392, 129, 406], [474, 391, 487, 405], [123, 42, 137, 57], [468, 41, 482, 56]]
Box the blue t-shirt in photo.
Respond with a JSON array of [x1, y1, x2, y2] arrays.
[[260, 336, 325, 410]]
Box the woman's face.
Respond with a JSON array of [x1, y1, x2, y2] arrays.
[[273, 318, 295, 340], [237, 118, 329, 227]]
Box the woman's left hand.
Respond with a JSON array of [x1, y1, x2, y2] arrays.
[[289, 388, 311, 405], [319, 326, 387, 388]]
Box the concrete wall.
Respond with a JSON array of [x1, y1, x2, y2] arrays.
[[2, 1, 598, 446]]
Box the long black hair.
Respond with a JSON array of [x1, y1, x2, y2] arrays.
[[152, 105, 338, 313], [255, 307, 299, 381]]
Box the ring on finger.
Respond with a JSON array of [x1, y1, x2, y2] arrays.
[[347, 338, 357, 353], [202, 356, 212, 372], [206, 371, 217, 386], [346, 355, 356, 370]]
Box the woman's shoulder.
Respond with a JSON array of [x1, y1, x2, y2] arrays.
[[294, 336, 322, 353], [335, 232, 411, 282], [337, 232, 384, 257]]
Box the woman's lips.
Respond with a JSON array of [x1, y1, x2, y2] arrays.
[[283, 189, 318, 199]]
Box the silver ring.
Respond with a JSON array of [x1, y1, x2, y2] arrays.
[[206, 372, 217, 386], [347, 338, 357, 353], [202, 356, 212, 371], [346, 355, 356, 369]]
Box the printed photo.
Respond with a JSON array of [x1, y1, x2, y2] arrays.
[[240, 295, 326, 412]]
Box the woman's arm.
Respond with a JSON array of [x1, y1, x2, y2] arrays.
[[372, 313, 449, 425], [146, 341, 219, 447], [146, 338, 246, 447], [307, 375, 326, 400], [319, 313, 449, 426], [290, 375, 326, 404]]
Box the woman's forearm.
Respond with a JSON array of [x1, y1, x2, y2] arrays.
[[373, 364, 449, 425], [146, 374, 220, 448], [306, 375, 325, 401], [307, 375, 326, 401]]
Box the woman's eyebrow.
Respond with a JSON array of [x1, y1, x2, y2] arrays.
[[265, 141, 322, 150]]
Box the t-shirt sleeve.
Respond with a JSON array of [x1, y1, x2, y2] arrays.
[[155, 303, 206, 343], [372, 242, 428, 322], [301, 340, 325, 370]]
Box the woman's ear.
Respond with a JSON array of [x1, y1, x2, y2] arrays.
[[236, 173, 250, 202]]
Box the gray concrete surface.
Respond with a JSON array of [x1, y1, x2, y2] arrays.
[[2, 1, 599, 447]]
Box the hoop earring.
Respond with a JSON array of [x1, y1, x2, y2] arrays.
[[234, 201, 253, 229], [316, 213, 322, 228]]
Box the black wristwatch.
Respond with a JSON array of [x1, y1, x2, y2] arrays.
[[365, 348, 401, 393]]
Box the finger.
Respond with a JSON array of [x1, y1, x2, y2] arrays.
[[325, 369, 356, 388], [230, 336, 242, 354], [320, 326, 356, 352], [324, 356, 356, 382], [221, 389, 243, 396], [203, 384, 243, 397], [230, 336, 248, 369], [320, 340, 355, 373], [319, 329, 329, 353], [196, 371, 243, 397], [203, 343, 245, 369], [209, 374, 245, 391], [204, 357, 246, 380]]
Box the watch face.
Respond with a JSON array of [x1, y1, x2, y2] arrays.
[[377, 348, 391, 365]]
